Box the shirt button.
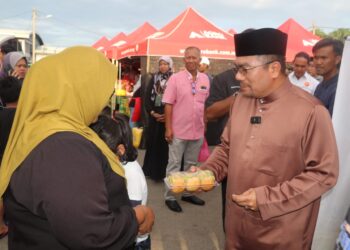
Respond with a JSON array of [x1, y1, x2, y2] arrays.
[[250, 135, 255, 139], [259, 109, 263, 113]]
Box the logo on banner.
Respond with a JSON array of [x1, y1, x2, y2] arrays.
[[189, 31, 226, 40], [302, 39, 319, 46]]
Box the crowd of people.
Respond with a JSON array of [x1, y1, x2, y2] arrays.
[[0, 27, 346, 249]]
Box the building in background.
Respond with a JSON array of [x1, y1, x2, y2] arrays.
[[0, 28, 64, 63]]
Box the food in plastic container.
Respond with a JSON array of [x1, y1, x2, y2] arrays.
[[197, 170, 216, 191], [165, 170, 216, 193], [167, 173, 186, 193], [185, 175, 201, 192]]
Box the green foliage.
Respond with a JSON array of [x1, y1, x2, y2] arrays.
[[328, 28, 350, 42], [315, 28, 350, 42], [315, 28, 327, 39]]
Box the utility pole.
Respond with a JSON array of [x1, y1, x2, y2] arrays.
[[32, 8, 37, 64], [312, 21, 316, 35]]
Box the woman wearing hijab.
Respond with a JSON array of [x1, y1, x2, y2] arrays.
[[0, 47, 154, 249], [0, 51, 26, 107], [0, 52, 26, 239], [142, 56, 173, 181], [0, 52, 28, 82]]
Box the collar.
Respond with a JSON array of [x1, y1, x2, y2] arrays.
[[258, 80, 292, 104], [291, 72, 307, 80], [186, 69, 199, 81], [322, 73, 339, 85]]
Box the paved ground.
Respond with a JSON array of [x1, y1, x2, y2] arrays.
[[0, 149, 225, 250]]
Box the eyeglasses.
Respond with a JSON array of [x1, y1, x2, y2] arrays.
[[191, 82, 196, 95], [233, 60, 276, 76]]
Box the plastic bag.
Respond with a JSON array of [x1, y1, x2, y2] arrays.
[[131, 97, 141, 122], [198, 139, 210, 162], [132, 127, 143, 148]]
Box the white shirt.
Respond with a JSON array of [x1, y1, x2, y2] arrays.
[[288, 72, 319, 95], [122, 160, 149, 243]]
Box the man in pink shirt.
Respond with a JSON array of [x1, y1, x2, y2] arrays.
[[162, 46, 210, 212]]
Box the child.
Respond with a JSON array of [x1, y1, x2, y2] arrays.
[[336, 207, 350, 250], [91, 113, 150, 250]]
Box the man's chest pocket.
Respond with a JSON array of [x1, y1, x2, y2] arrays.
[[195, 89, 208, 103]]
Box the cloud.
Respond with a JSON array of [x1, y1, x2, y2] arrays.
[[1, 0, 349, 47]]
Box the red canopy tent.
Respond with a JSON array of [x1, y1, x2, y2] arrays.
[[106, 22, 157, 60], [278, 18, 320, 62], [228, 28, 237, 35], [116, 7, 236, 60], [92, 36, 109, 51], [104, 32, 127, 59]]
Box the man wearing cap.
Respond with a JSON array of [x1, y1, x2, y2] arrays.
[[200, 28, 338, 249], [198, 56, 213, 82]]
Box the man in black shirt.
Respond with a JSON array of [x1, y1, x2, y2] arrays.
[[313, 38, 344, 116], [0, 76, 21, 238], [205, 69, 240, 144], [205, 68, 240, 229]]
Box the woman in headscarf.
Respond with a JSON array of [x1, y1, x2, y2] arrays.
[[0, 47, 154, 249], [0, 52, 26, 238], [0, 52, 28, 82], [142, 56, 173, 181], [0, 51, 27, 107]]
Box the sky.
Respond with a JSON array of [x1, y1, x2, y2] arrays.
[[1, 0, 349, 48]]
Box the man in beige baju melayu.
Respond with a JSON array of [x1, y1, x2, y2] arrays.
[[201, 28, 339, 250]]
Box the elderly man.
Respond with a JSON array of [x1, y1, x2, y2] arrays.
[[162, 46, 210, 212], [201, 28, 339, 249], [313, 38, 344, 116], [288, 51, 319, 94]]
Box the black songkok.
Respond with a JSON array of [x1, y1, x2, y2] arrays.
[[234, 28, 287, 57]]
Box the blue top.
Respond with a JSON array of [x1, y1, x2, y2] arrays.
[[314, 74, 339, 117]]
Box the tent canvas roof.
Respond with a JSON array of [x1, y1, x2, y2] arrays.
[[117, 7, 235, 60], [104, 32, 127, 58], [278, 18, 320, 62], [92, 36, 109, 51], [106, 22, 157, 59]]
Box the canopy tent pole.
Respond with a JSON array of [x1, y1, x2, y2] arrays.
[[146, 56, 150, 73], [110, 60, 119, 117]]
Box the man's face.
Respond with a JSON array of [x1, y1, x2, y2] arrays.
[[293, 57, 308, 78], [308, 61, 317, 77], [313, 45, 341, 77], [183, 49, 200, 72], [234, 55, 275, 98], [198, 63, 209, 73]]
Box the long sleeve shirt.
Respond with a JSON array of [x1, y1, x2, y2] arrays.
[[4, 132, 138, 250], [202, 81, 338, 250]]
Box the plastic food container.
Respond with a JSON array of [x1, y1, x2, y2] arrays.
[[164, 170, 216, 193]]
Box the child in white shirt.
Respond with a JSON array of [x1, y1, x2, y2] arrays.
[[92, 113, 150, 250]]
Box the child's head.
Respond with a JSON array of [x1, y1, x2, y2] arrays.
[[91, 113, 138, 164]]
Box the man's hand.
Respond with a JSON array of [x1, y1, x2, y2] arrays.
[[133, 205, 155, 235], [232, 188, 258, 211], [165, 128, 173, 144], [154, 113, 165, 122]]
